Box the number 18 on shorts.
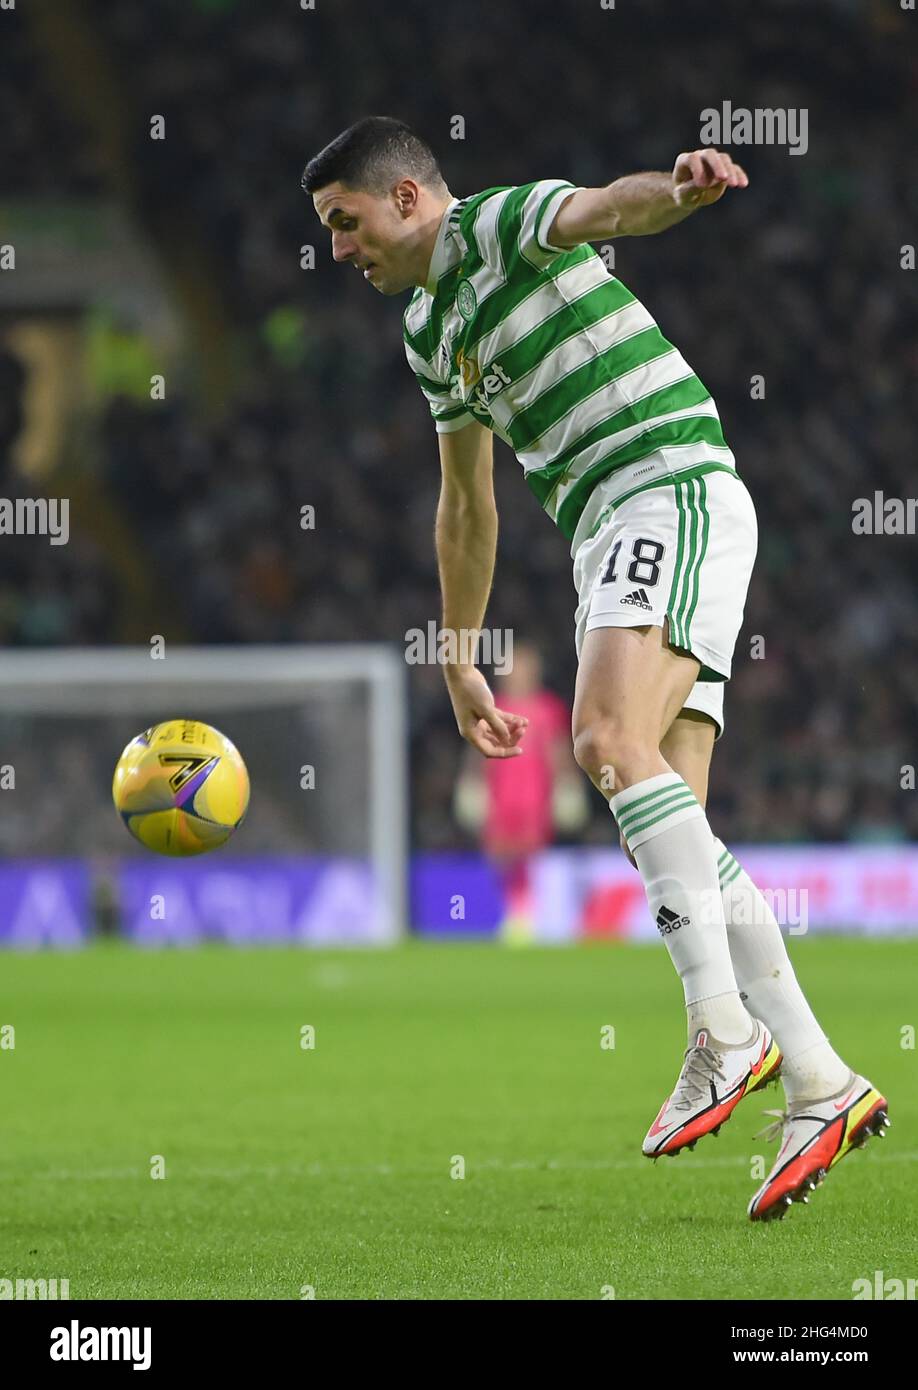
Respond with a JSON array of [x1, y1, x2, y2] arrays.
[[573, 471, 758, 686]]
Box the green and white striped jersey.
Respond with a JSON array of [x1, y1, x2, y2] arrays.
[[402, 179, 738, 548]]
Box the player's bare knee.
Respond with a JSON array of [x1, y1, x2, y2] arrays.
[[572, 722, 654, 793]]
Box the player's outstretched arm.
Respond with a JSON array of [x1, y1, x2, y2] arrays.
[[436, 421, 528, 759], [547, 148, 748, 246]]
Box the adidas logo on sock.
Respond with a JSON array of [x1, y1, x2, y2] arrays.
[[656, 904, 691, 936], [620, 588, 652, 610]]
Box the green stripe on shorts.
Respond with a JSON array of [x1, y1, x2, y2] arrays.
[[667, 477, 710, 654]]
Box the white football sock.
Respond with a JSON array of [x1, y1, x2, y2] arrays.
[[611, 774, 753, 1045], [713, 838, 851, 1103]]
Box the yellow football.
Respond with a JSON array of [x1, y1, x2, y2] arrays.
[[112, 719, 249, 856]]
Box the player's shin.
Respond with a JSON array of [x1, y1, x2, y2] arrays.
[[610, 773, 753, 1045], [713, 839, 851, 1103]]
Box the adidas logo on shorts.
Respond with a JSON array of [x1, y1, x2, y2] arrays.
[[656, 904, 690, 936], [620, 587, 652, 610]]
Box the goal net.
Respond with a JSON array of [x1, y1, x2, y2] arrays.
[[0, 645, 407, 947]]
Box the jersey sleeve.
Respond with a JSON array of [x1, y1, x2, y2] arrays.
[[476, 179, 586, 274], [403, 338, 476, 434]]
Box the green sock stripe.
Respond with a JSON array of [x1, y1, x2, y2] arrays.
[[616, 783, 697, 835], [614, 776, 691, 820], [613, 781, 687, 831], [623, 798, 700, 845], [717, 847, 737, 876], [621, 793, 700, 845]]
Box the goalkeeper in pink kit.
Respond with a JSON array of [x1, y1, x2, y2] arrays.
[[454, 642, 586, 940]]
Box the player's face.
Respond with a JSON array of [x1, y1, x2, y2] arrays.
[[313, 181, 415, 295]]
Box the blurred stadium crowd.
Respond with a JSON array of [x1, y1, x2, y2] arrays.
[[2, 0, 917, 850]]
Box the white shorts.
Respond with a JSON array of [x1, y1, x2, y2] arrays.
[[573, 469, 757, 740]]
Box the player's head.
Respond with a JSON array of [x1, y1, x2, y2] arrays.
[[303, 116, 451, 295]]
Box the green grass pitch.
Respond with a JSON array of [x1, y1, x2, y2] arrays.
[[2, 938, 915, 1300]]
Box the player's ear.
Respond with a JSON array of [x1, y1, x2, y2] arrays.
[[394, 177, 422, 217]]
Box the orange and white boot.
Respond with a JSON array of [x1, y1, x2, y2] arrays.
[[643, 1020, 782, 1159], [748, 1074, 889, 1221]]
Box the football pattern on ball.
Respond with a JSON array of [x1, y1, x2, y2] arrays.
[[112, 719, 249, 856]]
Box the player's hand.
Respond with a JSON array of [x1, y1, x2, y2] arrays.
[[444, 665, 529, 759], [672, 149, 748, 208]]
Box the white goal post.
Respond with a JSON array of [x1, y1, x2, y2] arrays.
[[0, 644, 408, 942]]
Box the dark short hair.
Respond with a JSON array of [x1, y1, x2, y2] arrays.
[[301, 116, 447, 198]]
